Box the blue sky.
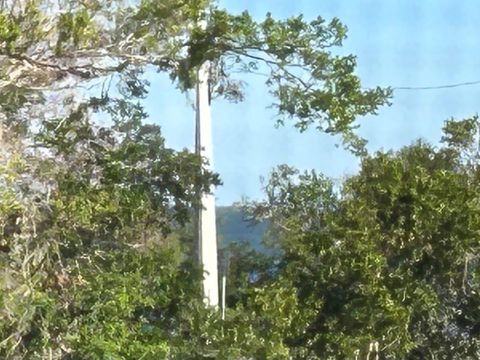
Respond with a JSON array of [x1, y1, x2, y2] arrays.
[[144, 0, 480, 205]]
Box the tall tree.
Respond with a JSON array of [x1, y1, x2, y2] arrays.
[[0, 0, 391, 152]]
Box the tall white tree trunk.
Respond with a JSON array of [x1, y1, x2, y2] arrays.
[[195, 58, 219, 307]]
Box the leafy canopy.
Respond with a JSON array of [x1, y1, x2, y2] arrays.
[[245, 116, 480, 359], [0, 0, 390, 153]]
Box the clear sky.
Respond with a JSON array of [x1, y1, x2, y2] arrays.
[[143, 0, 480, 205]]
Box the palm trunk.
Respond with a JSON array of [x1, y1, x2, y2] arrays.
[[195, 57, 219, 307]]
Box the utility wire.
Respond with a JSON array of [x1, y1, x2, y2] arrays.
[[393, 79, 480, 91]]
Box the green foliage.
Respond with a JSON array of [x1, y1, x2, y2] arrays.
[[56, 9, 98, 54], [124, 0, 391, 150], [180, 8, 391, 152], [4, 2, 476, 359], [0, 0, 390, 154], [246, 117, 480, 359], [222, 241, 276, 308], [0, 90, 220, 357], [65, 247, 201, 359], [0, 12, 20, 52]]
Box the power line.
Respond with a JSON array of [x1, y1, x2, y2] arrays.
[[393, 79, 480, 91]]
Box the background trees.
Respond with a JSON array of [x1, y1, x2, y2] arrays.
[[1, 0, 478, 359]]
